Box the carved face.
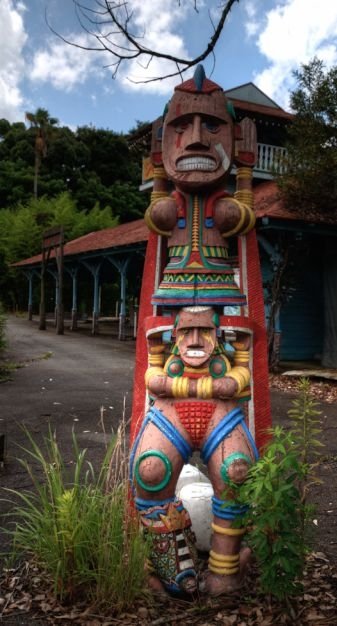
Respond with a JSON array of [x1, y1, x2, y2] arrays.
[[174, 308, 217, 368], [162, 91, 234, 192]]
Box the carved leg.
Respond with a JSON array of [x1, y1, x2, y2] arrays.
[[201, 406, 259, 595], [135, 497, 198, 593], [130, 405, 198, 593]]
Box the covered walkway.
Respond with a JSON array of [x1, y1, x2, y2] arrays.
[[13, 219, 148, 339]]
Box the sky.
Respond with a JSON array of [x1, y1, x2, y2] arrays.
[[1, 0, 337, 134]]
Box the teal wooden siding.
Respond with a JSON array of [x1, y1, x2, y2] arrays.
[[279, 265, 323, 361], [260, 233, 324, 362]]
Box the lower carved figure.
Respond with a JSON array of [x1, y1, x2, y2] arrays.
[[130, 306, 258, 595]]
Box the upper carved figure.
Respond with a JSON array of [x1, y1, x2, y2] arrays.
[[162, 64, 236, 193], [145, 66, 255, 308]]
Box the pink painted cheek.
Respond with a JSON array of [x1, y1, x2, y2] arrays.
[[175, 135, 182, 148]]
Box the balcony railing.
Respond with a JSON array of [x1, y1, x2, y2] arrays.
[[256, 143, 288, 175]]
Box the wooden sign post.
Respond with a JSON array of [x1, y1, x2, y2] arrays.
[[39, 226, 64, 334]]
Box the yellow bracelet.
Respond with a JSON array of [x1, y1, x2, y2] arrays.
[[235, 190, 253, 205], [234, 351, 250, 366], [234, 350, 249, 358], [209, 551, 239, 564], [208, 563, 240, 575], [197, 376, 213, 399], [240, 207, 256, 234], [153, 166, 166, 179], [235, 167, 253, 180], [148, 354, 165, 366], [211, 523, 246, 536], [172, 377, 189, 398]]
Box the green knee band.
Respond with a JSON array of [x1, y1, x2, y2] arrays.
[[220, 452, 252, 484], [135, 450, 172, 492]]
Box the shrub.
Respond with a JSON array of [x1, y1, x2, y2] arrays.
[[227, 378, 323, 601]]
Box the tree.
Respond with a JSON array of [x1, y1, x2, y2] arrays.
[[278, 58, 337, 218], [0, 118, 147, 216], [47, 0, 239, 83], [0, 193, 119, 307], [25, 108, 59, 199]]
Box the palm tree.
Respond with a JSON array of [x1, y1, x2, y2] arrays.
[[25, 108, 59, 199]]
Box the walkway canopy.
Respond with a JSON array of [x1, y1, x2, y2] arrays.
[[13, 219, 148, 337]]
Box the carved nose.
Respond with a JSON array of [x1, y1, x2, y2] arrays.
[[186, 115, 209, 150], [190, 328, 201, 345]]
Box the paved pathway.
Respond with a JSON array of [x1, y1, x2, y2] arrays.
[[0, 314, 336, 563]]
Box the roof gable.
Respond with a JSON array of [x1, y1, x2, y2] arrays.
[[225, 83, 282, 110]]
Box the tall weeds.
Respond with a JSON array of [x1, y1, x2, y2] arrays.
[[3, 419, 148, 612]]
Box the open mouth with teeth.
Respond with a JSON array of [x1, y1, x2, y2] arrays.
[[185, 350, 206, 357], [176, 156, 216, 172]]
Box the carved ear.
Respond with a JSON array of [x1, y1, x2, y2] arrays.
[[234, 117, 258, 167]]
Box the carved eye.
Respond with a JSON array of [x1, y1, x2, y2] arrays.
[[203, 120, 221, 133], [174, 122, 190, 134]]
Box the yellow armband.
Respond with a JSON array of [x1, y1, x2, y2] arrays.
[[171, 377, 189, 398], [196, 376, 213, 399], [144, 202, 172, 237]]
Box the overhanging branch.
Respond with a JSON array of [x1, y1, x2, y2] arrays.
[[46, 0, 239, 83]]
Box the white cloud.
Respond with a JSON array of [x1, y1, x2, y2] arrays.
[[114, 0, 205, 94], [29, 1, 192, 96], [250, 0, 337, 109], [0, 0, 27, 121], [244, 0, 260, 37], [30, 33, 105, 92]]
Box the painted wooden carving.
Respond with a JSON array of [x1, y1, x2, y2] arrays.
[[130, 66, 270, 596]]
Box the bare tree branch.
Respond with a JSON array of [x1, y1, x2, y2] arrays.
[[46, 0, 239, 83]]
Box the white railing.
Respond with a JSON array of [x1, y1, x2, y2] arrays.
[[256, 144, 288, 174]]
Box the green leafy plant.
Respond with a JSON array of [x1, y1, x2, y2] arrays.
[[227, 378, 323, 601], [287, 377, 324, 534], [3, 425, 148, 612]]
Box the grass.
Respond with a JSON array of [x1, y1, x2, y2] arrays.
[[0, 353, 53, 383], [2, 421, 149, 613]]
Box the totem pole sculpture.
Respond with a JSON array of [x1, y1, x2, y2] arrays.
[[130, 66, 271, 596]]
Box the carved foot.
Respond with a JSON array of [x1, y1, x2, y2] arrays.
[[203, 547, 251, 596], [148, 574, 165, 592]]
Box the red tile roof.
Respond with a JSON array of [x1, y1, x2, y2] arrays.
[[254, 181, 297, 220], [254, 181, 337, 224], [13, 219, 149, 267], [228, 98, 293, 121]]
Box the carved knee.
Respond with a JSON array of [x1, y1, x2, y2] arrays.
[[135, 450, 172, 493], [220, 452, 252, 485]]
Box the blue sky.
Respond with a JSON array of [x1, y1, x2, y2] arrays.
[[2, 0, 337, 133]]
